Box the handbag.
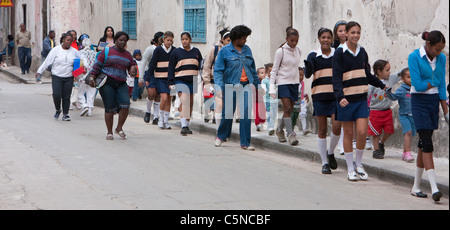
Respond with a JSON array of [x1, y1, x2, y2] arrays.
[[94, 47, 110, 89]]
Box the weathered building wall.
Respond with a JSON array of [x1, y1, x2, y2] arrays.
[[5, 0, 79, 71], [292, 0, 449, 158], [77, 0, 291, 69]]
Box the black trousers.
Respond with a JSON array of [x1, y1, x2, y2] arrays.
[[52, 75, 74, 115]]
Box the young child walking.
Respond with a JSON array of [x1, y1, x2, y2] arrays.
[[367, 60, 402, 159], [254, 67, 267, 131], [292, 67, 310, 136], [386, 68, 415, 163], [261, 63, 277, 135]]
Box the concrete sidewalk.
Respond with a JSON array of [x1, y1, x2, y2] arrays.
[[2, 65, 448, 199]]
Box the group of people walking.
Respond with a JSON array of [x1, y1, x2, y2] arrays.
[[33, 21, 448, 204]]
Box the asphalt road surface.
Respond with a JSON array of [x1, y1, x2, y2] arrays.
[[0, 74, 448, 210]]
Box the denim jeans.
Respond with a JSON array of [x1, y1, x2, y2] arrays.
[[266, 101, 279, 131], [217, 82, 253, 147], [52, 75, 74, 115], [131, 77, 144, 100], [18, 47, 32, 74], [99, 77, 131, 113]]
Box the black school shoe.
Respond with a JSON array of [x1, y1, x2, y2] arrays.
[[373, 150, 384, 159], [432, 191, 442, 202], [181, 127, 193, 136], [327, 152, 338, 170], [411, 191, 428, 198], [322, 164, 332, 174], [144, 113, 151, 123]]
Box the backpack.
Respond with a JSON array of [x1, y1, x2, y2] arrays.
[[199, 45, 219, 77]]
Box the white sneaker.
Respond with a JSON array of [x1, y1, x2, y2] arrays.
[[356, 166, 369, 181], [348, 170, 358, 181], [164, 123, 171, 130], [215, 138, 224, 147], [158, 119, 165, 129], [365, 139, 373, 150], [87, 108, 93, 117], [80, 107, 89, 116]]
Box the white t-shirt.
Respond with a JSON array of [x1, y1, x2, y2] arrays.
[[37, 45, 80, 78]]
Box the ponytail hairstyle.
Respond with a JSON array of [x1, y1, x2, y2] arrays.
[[422, 31, 446, 46], [400, 68, 410, 79], [280, 27, 299, 48], [158, 31, 175, 44], [373, 60, 389, 76], [151, 31, 164, 45]]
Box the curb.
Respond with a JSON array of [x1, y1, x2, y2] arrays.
[[0, 68, 29, 84]]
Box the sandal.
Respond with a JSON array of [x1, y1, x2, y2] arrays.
[[106, 134, 114, 140], [115, 130, 127, 140]]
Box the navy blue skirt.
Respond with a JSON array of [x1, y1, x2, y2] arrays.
[[278, 84, 299, 102], [155, 78, 171, 94], [313, 100, 337, 117], [411, 94, 440, 131], [336, 100, 369, 122]]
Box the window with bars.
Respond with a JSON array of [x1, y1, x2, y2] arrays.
[[184, 0, 206, 43], [123, 0, 137, 39]]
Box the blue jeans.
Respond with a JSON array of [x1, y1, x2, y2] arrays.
[[18, 47, 32, 74], [131, 77, 144, 100], [99, 77, 131, 113], [0, 51, 5, 62], [217, 82, 253, 147]]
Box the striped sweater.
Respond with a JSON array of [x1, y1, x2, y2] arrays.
[[332, 44, 385, 103], [145, 45, 174, 82], [306, 48, 336, 102], [168, 46, 203, 85], [90, 47, 136, 82]]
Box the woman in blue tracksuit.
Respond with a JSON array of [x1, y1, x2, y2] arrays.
[[214, 25, 260, 151], [408, 30, 448, 203]]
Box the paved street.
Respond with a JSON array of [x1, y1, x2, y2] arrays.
[[0, 73, 448, 210]]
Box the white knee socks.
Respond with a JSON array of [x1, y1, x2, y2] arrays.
[[329, 133, 340, 155], [318, 138, 328, 166], [412, 167, 424, 193], [427, 169, 439, 194]]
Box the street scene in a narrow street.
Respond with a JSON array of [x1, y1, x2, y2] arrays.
[[0, 0, 449, 214]]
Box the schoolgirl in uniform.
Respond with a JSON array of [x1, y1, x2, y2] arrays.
[[332, 21, 387, 181], [142, 32, 164, 124], [409, 31, 448, 202], [332, 20, 347, 49], [270, 27, 302, 146], [305, 28, 341, 174], [146, 31, 175, 130], [168, 32, 203, 136]]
